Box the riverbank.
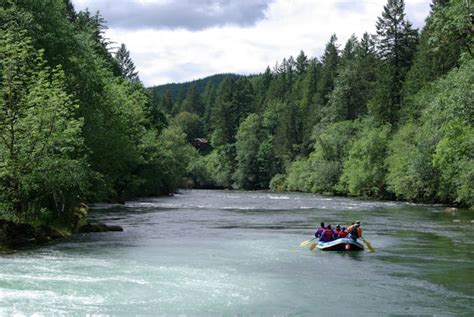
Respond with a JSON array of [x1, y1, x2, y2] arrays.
[[0, 219, 68, 250], [0, 219, 123, 252]]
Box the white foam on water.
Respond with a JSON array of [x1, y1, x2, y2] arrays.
[[0, 273, 149, 285], [222, 206, 256, 210], [268, 195, 290, 200]]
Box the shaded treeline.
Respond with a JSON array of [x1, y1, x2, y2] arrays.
[[151, 0, 473, 209], [0, 0, 195, 225]]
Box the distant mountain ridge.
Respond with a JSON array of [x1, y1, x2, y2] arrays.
[[149, 73, 242, 101]]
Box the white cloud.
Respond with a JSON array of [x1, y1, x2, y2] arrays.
[[73, 0, 431, 86]]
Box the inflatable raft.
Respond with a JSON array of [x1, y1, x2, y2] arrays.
[[316, 238, 364, 251]]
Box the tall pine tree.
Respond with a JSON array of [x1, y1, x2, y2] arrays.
[[115, 43, 139, 81], [371, 0, 418, 124]]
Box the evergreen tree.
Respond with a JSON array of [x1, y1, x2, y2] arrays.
[[202, 81, 217, 134], [403, 1, 472, 120], [255, 66, 273, 106], [296, 50, 309, 75], [115, 43, 139, 81], [371, 0, 418, 124], [340, 34, 358, 66], [182, 84, 204, 115], [161, 90, 174, 113], [328, 33, 377, 122], [315, 34, 339, 113], [299, 59, 320, 151], [211, 78, 254, 146]]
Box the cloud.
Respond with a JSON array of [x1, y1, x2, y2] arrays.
[[73, 0, 431, 86], [334, 1, 368, 13], [73, 0, 273, 31]]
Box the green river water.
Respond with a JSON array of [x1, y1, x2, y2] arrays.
[[1, 190, 473, 316]]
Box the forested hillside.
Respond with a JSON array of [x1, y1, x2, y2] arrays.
[[153, 0, 473, 209], [150, 73, 242, 105], [0, 0, 195, 226]]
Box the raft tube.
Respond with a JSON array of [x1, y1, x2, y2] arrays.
[[316, 238, 364, 251]]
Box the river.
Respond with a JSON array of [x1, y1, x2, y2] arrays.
[[1, 190, 473, 315]]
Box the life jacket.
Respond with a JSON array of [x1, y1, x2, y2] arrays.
[[315, 228, 324, 238], [349, 226, 361, 238], [339, 230, 348, 238], [334, 229, 341, 238], [320, 229, 334, 242]]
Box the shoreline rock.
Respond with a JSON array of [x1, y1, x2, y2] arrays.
[[0, 219, 67, 248], [77, 222, 123, 233], [1, 219, 123, 251]]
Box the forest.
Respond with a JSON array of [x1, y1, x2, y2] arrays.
[[152, 0, 473, 209], [0, 0, 473, 234], [0, 0, 195, 227]]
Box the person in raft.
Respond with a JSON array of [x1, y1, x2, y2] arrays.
[[319, 224, 335, 242], [346, 220, 362, 241], [339, 226, 348, 238], [334, 224, 342, 238], [315, 222, 325, 238]]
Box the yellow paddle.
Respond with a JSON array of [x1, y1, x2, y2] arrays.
[[300, 237, 316, 247], [361, 237, 375, 253], [309, 242, 318, 251]]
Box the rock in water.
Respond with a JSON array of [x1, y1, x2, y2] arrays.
[[77, 222, 123, 233], [0, 219, 65, 248]]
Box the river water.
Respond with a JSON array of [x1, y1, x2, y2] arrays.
[[1, 190, 473, 316]]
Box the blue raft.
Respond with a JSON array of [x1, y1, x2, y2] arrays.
[[316, 238, 364, 251]]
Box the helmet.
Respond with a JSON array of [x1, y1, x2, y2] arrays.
[[336, 224, 341, 229], [355, 220, 361, 225]]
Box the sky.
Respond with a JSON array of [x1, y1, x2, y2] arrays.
[[72, 0, 432, 87]]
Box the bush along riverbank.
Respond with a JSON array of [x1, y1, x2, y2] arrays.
[[0, 204, 123, 252]]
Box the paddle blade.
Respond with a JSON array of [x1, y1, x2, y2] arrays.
[[309, 243, 317, 251], [363, 238, 375, 253], [300, 240, 310, 247]]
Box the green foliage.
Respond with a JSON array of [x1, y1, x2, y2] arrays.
[[269, 174, 287, 192], [5, 0, 469, 214], [372, 0, 418, 124], [181, 84, 204, 115], [0, 30, 88, 220], [233, 114, 280, 189], [338, 122, 391, 197], [385, 123, 439, 201], [137, 125, 196, 195], [328, 35, 377, 122], [0, 0, 202, 228], [308, 121, 358, 193], [433, 122, 474, 207], [115, 43, 139, 81], [387, 58, 473, 207], [315, 34, 339, 109], [403, 0, 471, 118], [285, 159, 312, 192], [173, 111, 204, 142], [233, 114, 262, 189], [190, 147, 236, 188], [284, 121, 358, 194], [186, 152, 219, 188], [211, 77, 255, 146], [150, 73, 242, 103]]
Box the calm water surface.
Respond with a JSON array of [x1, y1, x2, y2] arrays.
[[1, 190, 473, 316]]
